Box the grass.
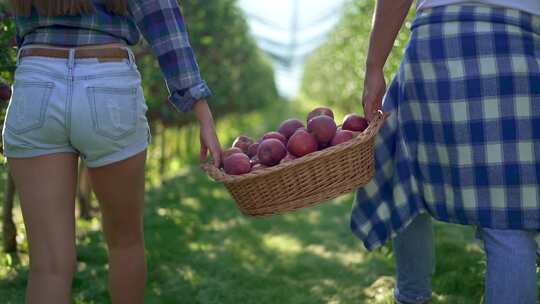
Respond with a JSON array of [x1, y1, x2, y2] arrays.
[[0, 165, 490, 304]]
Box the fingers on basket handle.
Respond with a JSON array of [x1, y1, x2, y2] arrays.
[[371, 110, 384, 121], [200, 162, 225, 181], [369, 110, 388, 125]]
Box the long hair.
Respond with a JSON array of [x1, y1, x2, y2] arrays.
[[10, 0, 128, 17]]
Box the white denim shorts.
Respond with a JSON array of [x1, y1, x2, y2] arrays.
[[2, 47, 150, 167]]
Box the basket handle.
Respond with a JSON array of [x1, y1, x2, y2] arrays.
[[360, 110, 390, 139]]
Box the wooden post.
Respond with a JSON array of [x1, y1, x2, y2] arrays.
[[3, 169, 17, 253]]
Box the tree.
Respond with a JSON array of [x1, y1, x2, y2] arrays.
[[138, 0, 279, 127], [301, 0, 412, 114], [0, 3, 17, 253]]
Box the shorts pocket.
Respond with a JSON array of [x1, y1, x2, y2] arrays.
[[6, 81, 54, 134], [87, 86, 139, 140]]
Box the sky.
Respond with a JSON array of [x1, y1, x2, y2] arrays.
[[238, 0, 346, 98]]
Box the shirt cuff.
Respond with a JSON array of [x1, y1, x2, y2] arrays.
[[168, 81, 213, 113]]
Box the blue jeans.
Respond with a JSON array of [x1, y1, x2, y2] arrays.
[[393, 213, 538, 304]]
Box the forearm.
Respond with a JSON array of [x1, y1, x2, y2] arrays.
[[193, 99, 215, 125], [365, 0, 413, 71], [130, 0, 211, 112]]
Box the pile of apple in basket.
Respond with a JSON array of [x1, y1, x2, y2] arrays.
[[202, 107, 388, 217], [222, 107, 368, 174]]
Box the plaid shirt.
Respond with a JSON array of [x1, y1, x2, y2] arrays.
[[15, 0, 211, 112], [351, 4, 540, 250]]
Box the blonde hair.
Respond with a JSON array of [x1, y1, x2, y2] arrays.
[[11, 0, 128, 17]]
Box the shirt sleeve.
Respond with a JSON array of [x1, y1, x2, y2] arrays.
[[128, 0, 212, 112]]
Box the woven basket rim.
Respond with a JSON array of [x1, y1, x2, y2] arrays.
[[202, 110, 390, 183]]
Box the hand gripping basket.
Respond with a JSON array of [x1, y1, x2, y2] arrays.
[[201, 110, 390, 217]]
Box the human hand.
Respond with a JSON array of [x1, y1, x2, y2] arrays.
[[362, 66, 386, 121], [193, 100, 222, 167]]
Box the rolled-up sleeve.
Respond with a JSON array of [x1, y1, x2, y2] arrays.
[[129, 0, 212, 112]]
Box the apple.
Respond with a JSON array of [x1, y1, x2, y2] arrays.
[[287, 129, 318, 157], [278, 118, 304, 139], [223, 153, 251, 175], [261, 132, 287, 145], [331, 130, 355, 146], [232, 135, 254, 153], [307, 115, 337, 145], [307, 106, 334, 123], [342, 114, 369, 132], [257, 138, 287, 166]]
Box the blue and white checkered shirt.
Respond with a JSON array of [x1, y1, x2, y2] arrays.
[[15, 0, 212, 112], [351, 4, 540, 250]]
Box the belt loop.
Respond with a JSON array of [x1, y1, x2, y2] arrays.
[[125, 47, 135, 66], [68, 48, 76, 69], [15, 47, 24, 65]]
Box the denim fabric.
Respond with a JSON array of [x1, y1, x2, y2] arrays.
[[393, 213, 435, 304], [394, 214, 538, 304], [2, 47, 150, 168]]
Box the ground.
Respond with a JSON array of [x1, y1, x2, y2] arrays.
[[0, 166, 488, 303]]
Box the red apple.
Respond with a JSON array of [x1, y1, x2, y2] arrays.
[[342, 114, 369, 132], [331, 130, 355, 146], [278, 118, 305, 139], [0, 83, 12, 102], [307, 115, 337, 145], [307, 106, 334, 123], [232, 135, 254, 153], [247, 142, 259, 158], [222, 147, 244, 161], [223, 153, 252, 175], [287, 129, 318, 157], [261, 132, 287, 145], [257, 139, 287, 166], [318, 142, 330, 150]]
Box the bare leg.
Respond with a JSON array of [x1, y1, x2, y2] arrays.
[[8, 153, 78, 304], [87, 151, 147, 304]]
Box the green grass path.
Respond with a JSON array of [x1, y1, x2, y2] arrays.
[[1, 167, 488, 303]]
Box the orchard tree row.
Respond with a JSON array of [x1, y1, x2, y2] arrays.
[[138, 0, 279, 127], [301, 0, 413, 114]]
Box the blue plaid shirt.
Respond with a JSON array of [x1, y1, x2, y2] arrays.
[[15, 0, 212, 112], [351, 4, 540, 250]]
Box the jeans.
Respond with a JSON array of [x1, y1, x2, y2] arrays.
[[393, 213, 538, 304]]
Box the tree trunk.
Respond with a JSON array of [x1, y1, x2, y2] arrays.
[[186, 125, 195, 156], [159, 124, 166, 178], [176, 127, 182, 158], [77, 161, 92, 220], [3, 170, 17, 253]]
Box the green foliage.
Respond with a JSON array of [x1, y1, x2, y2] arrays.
[[0, 5, 16, 82], [0, 4, 16, 157], [0, 165, 486, 303], [139, 0, 279, 126], [301, 0, 413, 114]]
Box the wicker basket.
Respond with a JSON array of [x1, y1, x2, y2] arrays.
[[201, 110, 390, 217]]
